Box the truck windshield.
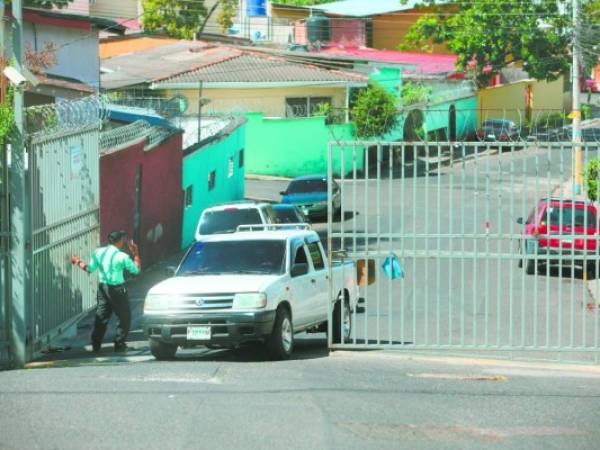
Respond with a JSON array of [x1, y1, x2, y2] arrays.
[[178, 240, 287, 275], [199, 209, 262, 235], [543, 206, 597, 228]]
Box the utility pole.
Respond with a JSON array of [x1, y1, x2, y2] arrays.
[[9, 0, 30, 367], [572, 0, 583, 195]]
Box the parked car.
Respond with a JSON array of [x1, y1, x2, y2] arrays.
[[476, 119, 521, 142], [517, 198, 599, 275], [143, 225, 359, 360], [272, 204, 310, 224], [195, 201, 277, 240], [280, 175, 341, 218]]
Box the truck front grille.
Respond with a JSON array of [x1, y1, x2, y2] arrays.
[[172, 294, 235, 312]]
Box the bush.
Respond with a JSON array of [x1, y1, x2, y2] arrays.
[[585, 159, 600, 202], [350, 82, 398, 139]]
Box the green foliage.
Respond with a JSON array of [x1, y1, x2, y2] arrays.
[[400, 82, 431, 106], [582, 104, 593, 120], [142, 0, 238, 38], [350, 82, 398, 139], [0, 90, 15, 145], [402, 0, 573, 88], [585, 159, 600, 202]]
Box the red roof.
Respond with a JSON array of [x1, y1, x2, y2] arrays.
[[321, 46, 460, 75]]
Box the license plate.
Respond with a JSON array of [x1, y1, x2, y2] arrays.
[[186, 326, 211, 340]]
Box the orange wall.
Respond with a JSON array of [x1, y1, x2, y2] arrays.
[[372, 6, 452, 53], [100, 37, 178, 59]]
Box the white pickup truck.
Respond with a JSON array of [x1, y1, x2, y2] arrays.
[[142, 225, 358, 360]]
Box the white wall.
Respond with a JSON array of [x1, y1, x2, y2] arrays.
[[24, 22, 100, 91]]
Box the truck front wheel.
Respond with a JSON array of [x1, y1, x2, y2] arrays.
[[149, 339, 177, 360], [267, 307, 294, 360]]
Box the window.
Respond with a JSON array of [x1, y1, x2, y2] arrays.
[[239, 149, 244, 168], [307, 242, 324, 270], [208, 170, 216, 191], [293, 246, 308, 265], [184, 186, 193, 208], [285, 97, 332, 118], [228, 157, 234, 178]]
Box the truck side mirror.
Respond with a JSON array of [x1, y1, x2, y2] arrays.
[[291, 263, 308, 277], [280, 191, 287, 196], [516, 217, 524, 225]]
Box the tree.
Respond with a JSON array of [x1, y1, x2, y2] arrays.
[[402, 0, 574, 88], [351, 82, 398, 139], [142, 0, 238, 39]]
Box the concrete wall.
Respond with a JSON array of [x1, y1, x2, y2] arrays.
[[100, 133, 183, 266], [371, 7, 451, 53], [181, 123, 246, 247], [245, 112, 362, 177], [295, 18, 366, 47], [91, 0, 139, 20], [425, 96, 478, 138], [167, 86, 348, 117], [24, 22, 100, 89], [477, 77, 565, 125]]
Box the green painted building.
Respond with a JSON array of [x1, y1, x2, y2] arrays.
[[245, 113, 364, 178], [181, 119, 246, 248]]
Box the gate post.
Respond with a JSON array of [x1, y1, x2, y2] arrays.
[[8, 0, 31, 368]]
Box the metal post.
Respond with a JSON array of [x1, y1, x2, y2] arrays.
[[9, 0, 30, 367], [197, 81, 203, 145], [572, 0, 583, 194]]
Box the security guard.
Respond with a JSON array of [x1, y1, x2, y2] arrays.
[[71, 230, 141, 352]]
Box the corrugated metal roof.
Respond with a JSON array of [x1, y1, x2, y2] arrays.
[[154, 53, 366, 86], [310, 0, 434, 17]]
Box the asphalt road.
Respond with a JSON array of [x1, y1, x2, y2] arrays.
[[248, 144, 600, 362], [2, 348, 600, 450]]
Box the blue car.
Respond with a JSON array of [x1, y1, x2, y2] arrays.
[[280, 175, 341, 218]]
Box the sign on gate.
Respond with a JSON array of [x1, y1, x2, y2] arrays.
[[328, 141, 600, 363]]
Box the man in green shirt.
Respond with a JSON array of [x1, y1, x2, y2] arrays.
[[71, 230, 141, 352]]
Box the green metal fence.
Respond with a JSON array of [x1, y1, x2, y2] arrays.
[[328, 140, 600, 363]]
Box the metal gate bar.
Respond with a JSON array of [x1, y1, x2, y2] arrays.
[[328, 141, 600, 363]]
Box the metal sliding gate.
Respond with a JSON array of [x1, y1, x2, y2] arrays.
[[26, 98, 101, 356], [0, 143, 10, 368], [328, 141, 600, 362]]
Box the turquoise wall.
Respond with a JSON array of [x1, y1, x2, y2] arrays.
[[245, 113, 363, 177], [181, 123, 245, 248], [424, 96, 478, 138]]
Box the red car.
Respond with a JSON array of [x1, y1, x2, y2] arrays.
[[517, 198, 599, 275]]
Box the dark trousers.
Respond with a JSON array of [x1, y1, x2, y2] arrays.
[[91, 283, 131, 347]]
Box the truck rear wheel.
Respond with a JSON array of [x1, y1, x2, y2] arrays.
[[149, 339, 177, 360], [267, 307, 293, 360], [332, 298, 352, 344]]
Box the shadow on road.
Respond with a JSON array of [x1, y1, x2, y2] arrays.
[[535, 265, 591, 281]]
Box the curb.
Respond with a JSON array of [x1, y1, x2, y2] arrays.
[[245, 174, 292, 181]]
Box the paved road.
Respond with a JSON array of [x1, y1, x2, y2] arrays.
[[248, 145, 600, 362], [2, 348, 600, 450]]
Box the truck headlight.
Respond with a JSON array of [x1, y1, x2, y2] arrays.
[[232, 292, 267, 309], [144, 294, 170, 312]]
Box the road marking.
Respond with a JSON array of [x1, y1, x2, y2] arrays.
[[406, 373, 507, 381]]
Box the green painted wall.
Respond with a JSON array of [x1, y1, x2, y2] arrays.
[[425, 96, 478, 138], [181, 123, 245, 248], [245, 113, 363, 177]]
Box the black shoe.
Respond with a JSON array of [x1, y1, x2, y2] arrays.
[[114, 343, 131, 353]]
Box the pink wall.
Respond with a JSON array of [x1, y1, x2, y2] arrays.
[[100, 133, 183, 266], [330, 19, 365, 47]]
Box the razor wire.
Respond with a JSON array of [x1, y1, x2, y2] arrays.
[[99, 120, 152, 152], [25, 96, 108, 139]]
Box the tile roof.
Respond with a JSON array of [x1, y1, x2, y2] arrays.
[[101, 41, 240, 89], [153, 52, 367, 86], [320, 47, 458, 74]]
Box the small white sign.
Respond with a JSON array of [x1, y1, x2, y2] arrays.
[[186, 326, 211, 341], [70, 144, 82, 178]]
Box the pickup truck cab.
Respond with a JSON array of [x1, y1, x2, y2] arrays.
[[143, 225, 358, 360]]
